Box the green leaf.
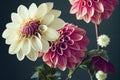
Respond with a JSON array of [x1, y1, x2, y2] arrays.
[[88, 49, 109, 60], [31, 64, 61, 80], [31, 72, 39, 79], [79, 65, 88, 71], [79, 49, 109, 77]]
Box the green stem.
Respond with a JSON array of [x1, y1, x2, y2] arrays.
[[95, 24, 99, 50], [90, 76, 93, 80], [65, 63, 81, 80]]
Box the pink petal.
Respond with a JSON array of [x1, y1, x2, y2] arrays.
[[76, 7, 87, 20], [50, 54, 58, 66], [74, 27, 86, 35], [70, 31, 83, 41], [64, 48, 71, 57], [45, 61, 53, 67], [67, 62, 76, 69], [69, 0, 74, 5], [43, 52, 51, 61], [69, 42, 80, 51], [87, 7, 95, 17], [91, 12, 102, 24], [83, 15, 91, 23], [95, 2, 104, 13], [70, 4, 78, 14], [57, 55, 67, 71]]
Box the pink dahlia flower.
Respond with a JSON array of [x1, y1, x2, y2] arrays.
[[69, 0, 118, 24], [39, 23, 89, 71]]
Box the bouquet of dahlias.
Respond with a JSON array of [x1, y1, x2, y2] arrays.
[[2, 0, 118, 80]]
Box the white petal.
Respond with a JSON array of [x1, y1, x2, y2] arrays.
[[43, 28, 60, 41], [48, 10, 61, 17], [29, 3, 37, 18], [41, 14, 54, 25], [5, 32, 19, 44], [9, 40, 22, 54], [31, 36, 42, 51], [49, 18, 65, 30], [35, 3, 48, 19], [46, 2, 53, 12], [17, 49, 25, 61], [11, 13, 22, 24], [21, 38, 31, 55], [41, 38, 50, 53], [27, 48, 38, 61], [2, 29, 11, 38], [17, 5, 29, 20], [6, 22, 19, 29]]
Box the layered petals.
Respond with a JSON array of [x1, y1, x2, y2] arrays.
[[69, 0, 118, 24], [2, 2, 65, 61], [40, 23, 89, 71]]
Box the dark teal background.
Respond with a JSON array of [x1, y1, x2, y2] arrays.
[[0, 0, 120, 80]]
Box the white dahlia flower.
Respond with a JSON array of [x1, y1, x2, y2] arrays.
[[97, 34, 110, 47], [2, 2, 65, 61], [96, 70, 107, 80]]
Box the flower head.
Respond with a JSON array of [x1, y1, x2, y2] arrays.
[[92, 56, 115, 74], [2, 2, 65, 61], [97, 34, 110, 47], [39, 23, 89, 71], [96, 70, 107, 80], [69, 0, 118, 24]]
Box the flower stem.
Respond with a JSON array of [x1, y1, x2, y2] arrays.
[[90, 75, 93, 80], [95, 24, 99, 50]]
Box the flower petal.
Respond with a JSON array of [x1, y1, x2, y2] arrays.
[[83, 15, 91, 23], [2, 29, 11, 38], [31, 36, 42, 51], [70, 4, 78, 14], [69, 0, 76, 5], [70, 32, 83, 41], [43, 52, 51, 62], [46, 2, 53, 12], [17, 49, 25, 61], [11, 13, 22, 24], [43, 28, 60, 41], [17, 5, 29, 20], [21, 38, 31, 55], [41, 14, 54, 25], [29, 3, 37, 18], [87, 7, 95, 17], [9, 40, 22, 54], [49, 18, 65, 30], [57, 55, 67, 71], [77, 7, 87, 20], [27, 48, 38, 61], [5, 31, 19, 44], [95, 2, 104, 13], [6, 22, 19, 29], [41, 38, 50, 53], [35, 3, 48, 19], [48, 10, 61, 18]]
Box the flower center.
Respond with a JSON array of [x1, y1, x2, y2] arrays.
[[21, 20, 40, 37], [50, 26, 75, 55]]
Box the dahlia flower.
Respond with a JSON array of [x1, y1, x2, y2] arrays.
[[97, 34, 110, 47], [39, 23, 89, 71], [92, 56, 115, 74], [2, 2, 65, 61], [69, 0, 118, 24], [96, 70, 107, 80]]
